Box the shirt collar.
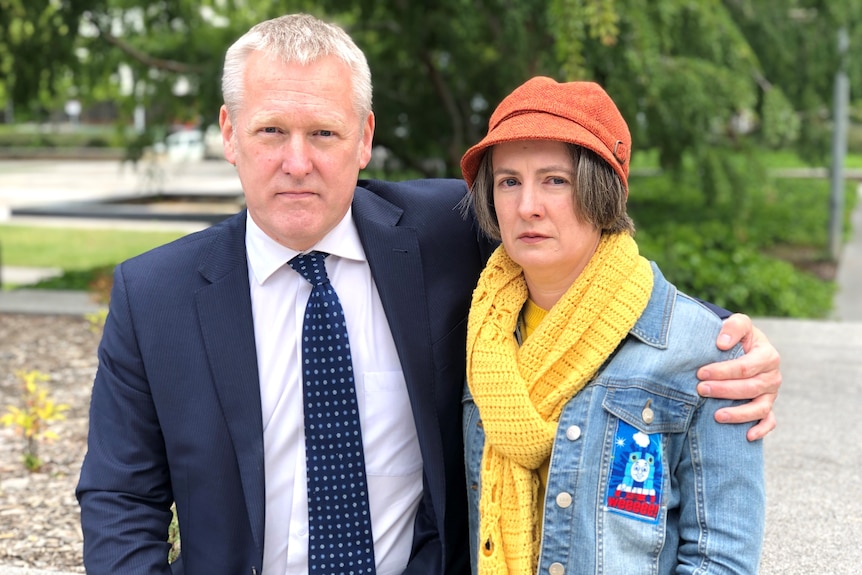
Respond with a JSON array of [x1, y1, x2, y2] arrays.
[[246, 207, 366, 285]]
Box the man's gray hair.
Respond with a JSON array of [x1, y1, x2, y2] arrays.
[[222, 13, 372, 121]]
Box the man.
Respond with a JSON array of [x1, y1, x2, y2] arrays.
[[77, 13, 780, 575]]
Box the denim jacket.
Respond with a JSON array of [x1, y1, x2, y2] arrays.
[[463, 264, 765, 575]]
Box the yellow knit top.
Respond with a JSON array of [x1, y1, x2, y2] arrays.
[[520, 298, 551, 522]]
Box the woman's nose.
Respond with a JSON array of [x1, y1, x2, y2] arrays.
[[517, 185, 544, 219]]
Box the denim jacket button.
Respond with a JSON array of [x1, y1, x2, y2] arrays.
[[642, 399, 655, 424], [565, 425, 581, 441], [555, 492, 573, 508], [548, 562, 565, 575]]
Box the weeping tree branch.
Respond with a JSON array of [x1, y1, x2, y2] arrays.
[[87, 14, 206, 75], [419, 49, 469, 176]]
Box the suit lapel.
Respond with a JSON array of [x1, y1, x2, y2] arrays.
[[351, 188, 443, 482], [194, 213, 266, 555]]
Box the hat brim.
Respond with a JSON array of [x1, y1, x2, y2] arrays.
[[460, 111, 625, 190]]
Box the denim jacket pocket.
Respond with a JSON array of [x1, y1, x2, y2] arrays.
[[601, 379, 697, 435]]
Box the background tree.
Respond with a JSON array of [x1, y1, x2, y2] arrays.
[[1, 0, 854, 316], [0, 0, 101, 121], [725, 0, 862, 163], [74, 0, 275, 133], [2, 0, 858, 181], [324, 0, 557, 175]]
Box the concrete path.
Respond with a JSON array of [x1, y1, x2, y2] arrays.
[[0, 158, 241, 211], [756, 318, 862, 574], [0, 289, 102, 316], [833, 184, 862, 322]]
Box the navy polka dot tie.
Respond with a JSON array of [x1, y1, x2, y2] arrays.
[[289, 251, 377, 575]]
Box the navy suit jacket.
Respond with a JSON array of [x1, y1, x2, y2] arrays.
[[77, 178, 494, 575]]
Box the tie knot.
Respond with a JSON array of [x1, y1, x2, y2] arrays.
[[289, 251, 330, 286]]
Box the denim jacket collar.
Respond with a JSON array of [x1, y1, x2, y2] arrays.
[[629, 262, 676, 351]]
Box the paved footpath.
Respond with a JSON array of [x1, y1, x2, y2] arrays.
[[1, 161, 861, 573], [756, 318, 862, 574], [833, 185, 862, 321], [757, 182, 862, 572]]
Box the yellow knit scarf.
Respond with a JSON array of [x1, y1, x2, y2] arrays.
[[466, 232, 654, 575]]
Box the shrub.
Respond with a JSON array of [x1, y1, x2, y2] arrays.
[[637, 222, 834, 317], [1, 370, 70, 472], [629, 168, 850, 318]]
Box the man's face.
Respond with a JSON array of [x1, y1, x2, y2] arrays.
[[219, 52, 374, 251]]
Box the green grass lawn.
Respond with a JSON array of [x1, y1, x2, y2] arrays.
[[0, 224, 186, 288]]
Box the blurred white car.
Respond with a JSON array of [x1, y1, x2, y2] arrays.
[[153, 126, 223, 163]]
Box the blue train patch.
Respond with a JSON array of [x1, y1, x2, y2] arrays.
[[605, 420, 663, 523]]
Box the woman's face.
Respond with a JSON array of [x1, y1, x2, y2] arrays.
[[491, 139, 601, 299]]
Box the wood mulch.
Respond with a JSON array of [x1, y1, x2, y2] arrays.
[[1, 312, 99, 572]]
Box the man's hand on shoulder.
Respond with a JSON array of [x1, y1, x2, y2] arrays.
[[696, 313, 781, 441]]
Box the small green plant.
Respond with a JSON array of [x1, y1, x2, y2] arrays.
[[1, 370, 70, 472], [169, 503, 181, 563], [85, 308, 109, 333]]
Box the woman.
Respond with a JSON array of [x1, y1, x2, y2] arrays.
[[460, 76, 764, 575]]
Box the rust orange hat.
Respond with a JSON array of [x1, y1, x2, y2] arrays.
[[460, 76, 631, 192]]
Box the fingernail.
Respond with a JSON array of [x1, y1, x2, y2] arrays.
[[699, 383, 711, 397], [715, 410, 730, 423], [718, 333, 732, 347]]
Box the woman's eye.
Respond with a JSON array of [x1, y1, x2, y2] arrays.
[[500, 177, 518, 187], [549, 177, 567, 185]]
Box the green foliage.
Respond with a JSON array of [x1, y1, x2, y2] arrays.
[[725, 1, 862, 165], [0, 0, 102, 115], [31, 264, 115, 292], [3, 0, 861, 189], [761, 88, 801, 149], [1, 370, 70, 472], [85, 308, 109, 333], [637, 222, 835, 318], [550, 0, 620, 80], [330, 0, 556, 176], [542, 1, 833, 225], [0, 125, 125, 148], [169, 504, 181, 563], [630, 167, 855, 318]]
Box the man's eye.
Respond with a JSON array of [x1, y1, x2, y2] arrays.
[[262, 127, 279, 133], [317, 130, 333, 137]]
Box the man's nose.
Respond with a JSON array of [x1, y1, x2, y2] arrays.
[[281, 136, 313, 176]]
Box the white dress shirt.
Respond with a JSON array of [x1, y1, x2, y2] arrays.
[[246, 210, 423, 575]]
